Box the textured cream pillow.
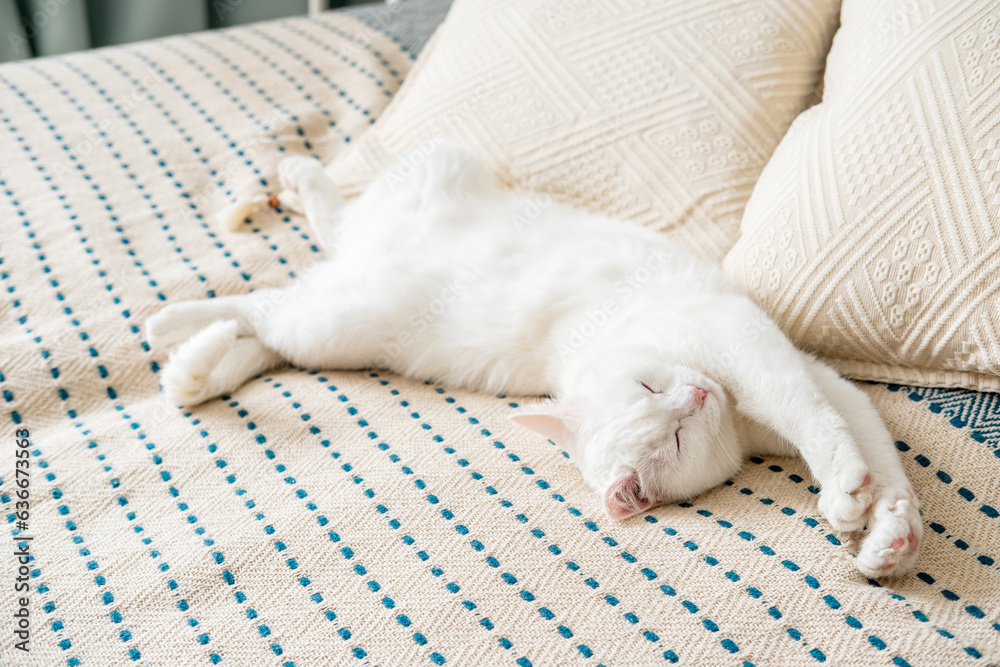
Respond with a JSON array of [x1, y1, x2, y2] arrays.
[[724, 0, 1000, 391], [325, 0, 840, 261]]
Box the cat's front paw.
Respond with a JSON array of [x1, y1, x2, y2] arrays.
[[856, 490, 922, 578], [817, 463, 873, 533]]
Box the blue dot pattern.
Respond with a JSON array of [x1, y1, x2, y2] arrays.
[[0, 1, 998, 665]]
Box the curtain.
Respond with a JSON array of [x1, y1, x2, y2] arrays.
[[1, 0, 360, 62]]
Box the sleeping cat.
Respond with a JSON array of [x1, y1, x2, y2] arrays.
[[146, 142, 921, 578]]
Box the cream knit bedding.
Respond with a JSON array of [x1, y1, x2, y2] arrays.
[[0, 5, 998, 667]]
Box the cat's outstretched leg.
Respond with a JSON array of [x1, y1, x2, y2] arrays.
[[146, 290, 283, 351], [149, 277, 388, 400], [808, 361, 921, 578], [718, 302, 919, 576], [716, 305, 875, 537], [277, 156, 343, 251], [160, 320, 282, 406], [251, 277, 393, 372]]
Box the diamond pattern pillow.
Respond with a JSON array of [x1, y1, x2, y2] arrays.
[[325, 0, 841, 262], [724, 0, 1000, 391]]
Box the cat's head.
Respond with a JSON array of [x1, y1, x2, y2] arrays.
[[512, 362, 742, 520]]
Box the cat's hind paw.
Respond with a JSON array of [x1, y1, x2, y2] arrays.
[[275, 155, 328, 215], [218, 193, 269, 232], [856, 493, 922, 578], [274, 189, 303, 213], [278, 156, 325, 195], [818, 467, 873, 533], [161, 319, 239, 406]]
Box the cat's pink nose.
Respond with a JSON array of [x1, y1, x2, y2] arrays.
[[691, 386, 709, 406]]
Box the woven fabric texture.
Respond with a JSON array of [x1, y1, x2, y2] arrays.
[[1, 3, 1000, 667], [325, 0, 841, 262], [723, 0, 1000, 392]]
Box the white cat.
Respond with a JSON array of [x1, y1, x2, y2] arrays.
[[147, 142, 921, 578]]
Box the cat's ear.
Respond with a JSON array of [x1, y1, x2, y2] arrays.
[[603, 470, 653, 520], [510, 402, 578, 459]]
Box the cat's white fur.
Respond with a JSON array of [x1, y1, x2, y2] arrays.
[[147, 143, 921, 578]]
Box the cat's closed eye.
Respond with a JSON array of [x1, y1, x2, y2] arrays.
[[638, 380, 661, 394]]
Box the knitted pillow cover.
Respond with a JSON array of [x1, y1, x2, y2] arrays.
[[724, 0, 1000, 391], [325, 0, 841, 262]]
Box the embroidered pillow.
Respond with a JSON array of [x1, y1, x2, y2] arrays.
[[724, 0, 1000, 390], [325, 0, 841, 262]]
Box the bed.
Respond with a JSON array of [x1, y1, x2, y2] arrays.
[[2, 0, 998, 665]]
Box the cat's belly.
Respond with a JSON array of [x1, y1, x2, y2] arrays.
[[387, 322, 558, 396]]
